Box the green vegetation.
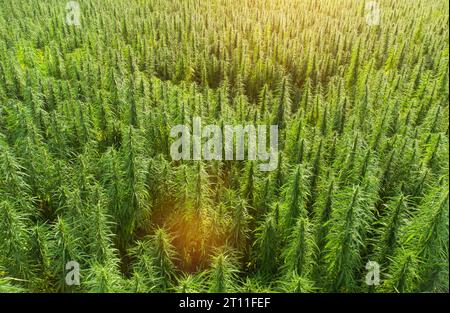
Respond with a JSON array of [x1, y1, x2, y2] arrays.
[[0, 0, 448, 293]]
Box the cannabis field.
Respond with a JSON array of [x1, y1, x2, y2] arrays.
[[0, 0, 448, 293]]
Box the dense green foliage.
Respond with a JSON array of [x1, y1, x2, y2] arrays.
[[0, 0, 448, 293]]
